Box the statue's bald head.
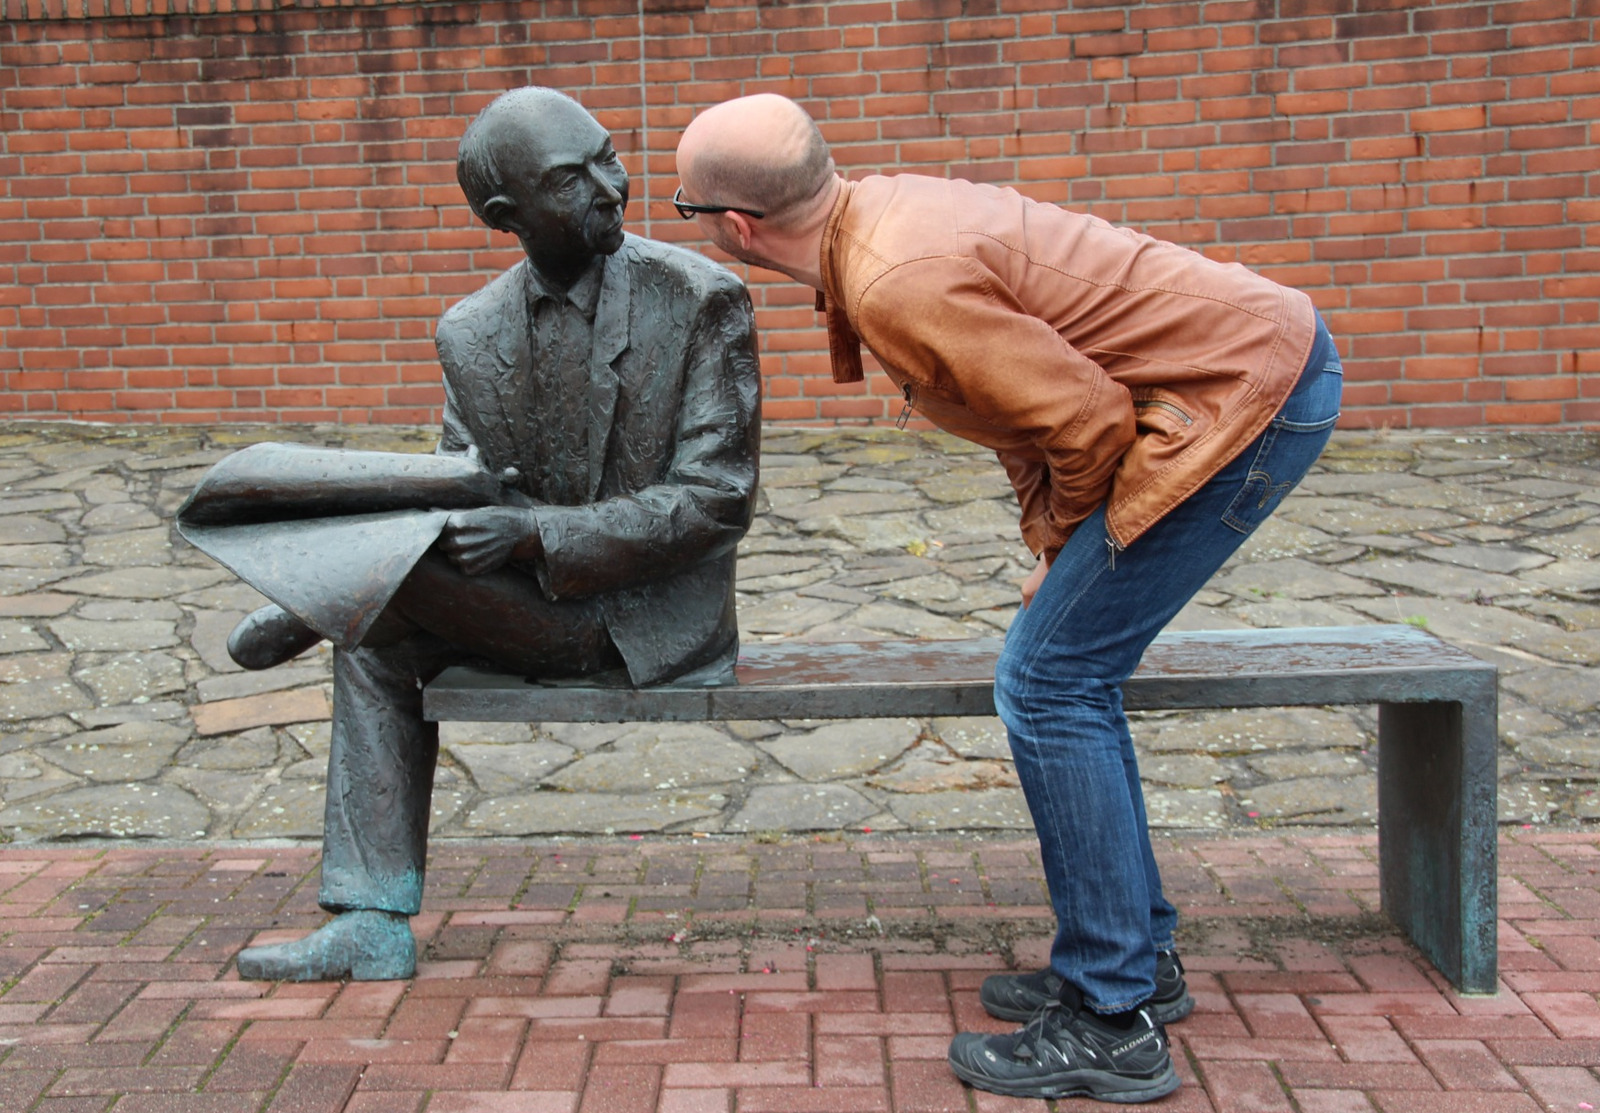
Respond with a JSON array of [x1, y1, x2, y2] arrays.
[[677, 95, 835, 230], [457, 87, 603, 228]]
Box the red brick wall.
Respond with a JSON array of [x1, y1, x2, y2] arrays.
[[1, 0, 1595, 428]]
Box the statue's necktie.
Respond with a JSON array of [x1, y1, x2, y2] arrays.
[[527, 295, 596, 506]]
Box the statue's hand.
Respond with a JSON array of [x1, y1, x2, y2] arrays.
[[451, 446, 529, 506], [440, 507, 540, 576]]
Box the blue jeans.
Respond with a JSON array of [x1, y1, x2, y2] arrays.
[[994, 319, 1344, 1013]]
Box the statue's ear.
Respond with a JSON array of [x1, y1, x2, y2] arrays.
[[481, 195, 520, 234]]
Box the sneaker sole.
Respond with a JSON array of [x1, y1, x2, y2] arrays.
[[980, 988, 1195, 1026], [948, 1055, 1182, 1103], [1155, 991, 1194, 1025]]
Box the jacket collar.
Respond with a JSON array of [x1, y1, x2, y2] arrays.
[[817, 180, 864, 384]]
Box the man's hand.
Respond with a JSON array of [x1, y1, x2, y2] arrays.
[[440, 507, 540, 576], [1020, 555, 1050, 609]]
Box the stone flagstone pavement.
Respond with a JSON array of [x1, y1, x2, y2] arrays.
[[0, 421, 1596, 841]]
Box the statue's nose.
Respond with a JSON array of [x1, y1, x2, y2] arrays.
[[590, 164, 625, 205]]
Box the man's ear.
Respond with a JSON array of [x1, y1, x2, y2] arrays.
[[482, 195, 520, 235], [724, 211, 756, 251]]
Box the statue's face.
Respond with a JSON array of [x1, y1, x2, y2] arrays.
[[493, 104, 630, 272]]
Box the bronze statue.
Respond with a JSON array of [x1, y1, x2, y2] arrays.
[[178, 87, 761, 981]]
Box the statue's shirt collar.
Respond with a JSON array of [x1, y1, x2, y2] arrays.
[[524, 256, 605, 321]]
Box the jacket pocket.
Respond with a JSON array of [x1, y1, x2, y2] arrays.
[[1134, 398, 1193, 426], [1132, 393, 1194, 438]]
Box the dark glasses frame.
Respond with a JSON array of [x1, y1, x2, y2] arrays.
[[672, 186, 766, 221]]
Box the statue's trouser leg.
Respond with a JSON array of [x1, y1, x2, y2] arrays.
[[318, 636, 452, 916], [317, 553, 622, 915], [365, 551, 625, 676]]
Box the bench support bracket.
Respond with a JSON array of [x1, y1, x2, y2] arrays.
[[1378, 688, 1499, 995]]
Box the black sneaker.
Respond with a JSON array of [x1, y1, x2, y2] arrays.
[[979, 949, 1195, 1025], [948, 988, 1180, 1103]]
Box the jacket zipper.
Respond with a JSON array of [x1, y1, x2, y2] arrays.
[[895, 382, 915, 429], [1134, 399, 1193, 425]]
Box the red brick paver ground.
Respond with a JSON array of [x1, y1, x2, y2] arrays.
[[0, 830, 1596, 1111]]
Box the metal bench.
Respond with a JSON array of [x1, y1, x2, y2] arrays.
[[424, 624, 1499, 994]]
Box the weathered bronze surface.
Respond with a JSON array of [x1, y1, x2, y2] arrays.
[[180, 87, 761, 982], [178, 444, 518, 646]]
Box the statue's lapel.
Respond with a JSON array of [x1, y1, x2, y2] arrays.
[[489, 263, 533, 468], [586, 248, 629, 500]]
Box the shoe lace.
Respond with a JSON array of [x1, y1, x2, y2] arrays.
[[1008, 1001, 1069, 1061]]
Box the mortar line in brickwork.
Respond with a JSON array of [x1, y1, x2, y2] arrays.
[[637, 0, 652, 240]]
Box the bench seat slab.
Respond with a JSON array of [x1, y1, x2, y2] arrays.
[[424, 625, 1492, 722], [423, 624, 1498, 994]]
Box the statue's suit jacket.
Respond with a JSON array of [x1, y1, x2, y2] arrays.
[[433, 233, 762, 686]]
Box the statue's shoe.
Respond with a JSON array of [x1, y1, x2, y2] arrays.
[[236, 910, 415, 981], [227, 604, 323, 670]]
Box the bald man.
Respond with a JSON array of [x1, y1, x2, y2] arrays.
[[677, 95, 1342, 1105]]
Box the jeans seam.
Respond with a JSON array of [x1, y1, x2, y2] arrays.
[[1273, 413, 1340, 433]]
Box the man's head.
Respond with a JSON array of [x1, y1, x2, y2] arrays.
[[457, 87, 630, 283], [675, 95, 838, 279]]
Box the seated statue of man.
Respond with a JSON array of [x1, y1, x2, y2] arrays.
[[219, 87, 761, 981]]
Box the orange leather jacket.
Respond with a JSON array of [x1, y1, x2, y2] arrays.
[[817, 174, 1318, 559]]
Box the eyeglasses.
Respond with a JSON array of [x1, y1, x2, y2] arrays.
[[672, 186, 765, 221]]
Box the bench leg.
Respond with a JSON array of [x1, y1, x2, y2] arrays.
[[1377, 693, 1499, 994]]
